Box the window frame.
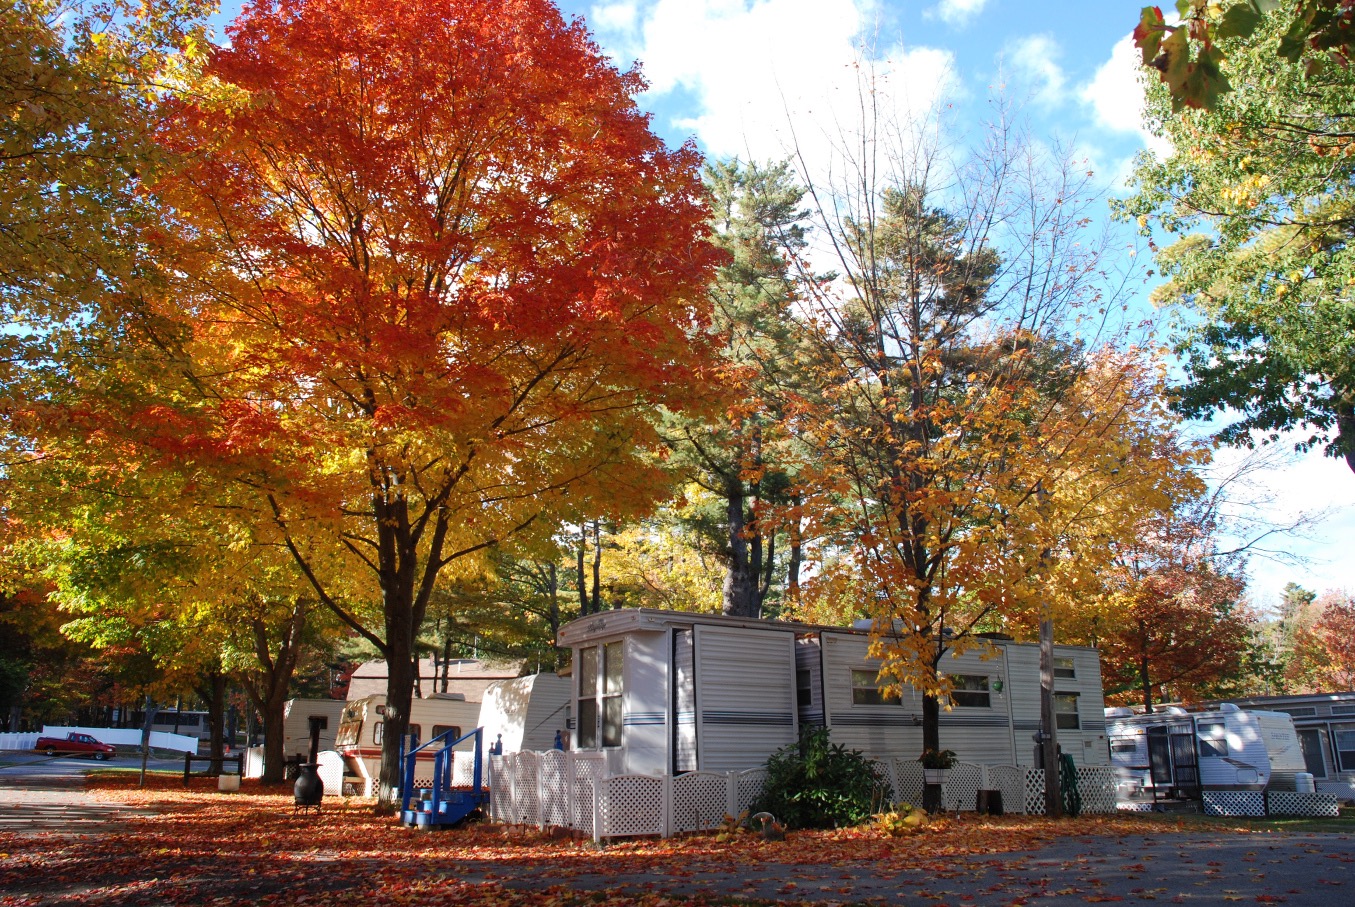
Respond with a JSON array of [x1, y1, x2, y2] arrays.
[[1054, 692, 1080, 729], [1197, 721, 1228, 757], [577, 640, 624, 749], [851, 669, 901, 706], [948, 674, 991, 709]]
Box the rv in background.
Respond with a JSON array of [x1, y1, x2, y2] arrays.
[[1188, 691, 1355, 801], [335, 693, 481, 797], [1106, 703, 1306, 802], [282, 698, 347, 758], [477, 673, 571, 765]]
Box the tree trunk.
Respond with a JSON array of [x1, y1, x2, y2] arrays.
[[921, 691, 942, 813], [377, 642, 415, 809], [577, 529, 590, 616], [203, 670, 226, 775], [723, 483, 758, 617], [591, 519, 602, 613], [240, 601, 307, 784]]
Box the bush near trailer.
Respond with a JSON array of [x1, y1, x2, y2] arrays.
[[752, 728, 892, 829]]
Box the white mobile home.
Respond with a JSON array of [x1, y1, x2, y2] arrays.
[[800, 627, 1108, 768], [477, 672, 572, 758], [1105, 704, 1306, 800], [557, 608, 1109, 776]]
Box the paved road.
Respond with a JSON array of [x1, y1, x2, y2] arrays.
[[0, 753, 169, 833]]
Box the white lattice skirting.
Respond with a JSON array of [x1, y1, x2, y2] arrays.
[[1267, 791, 1341, 817], [489, 754, 1117, 839], [1203, 791, 1266, 817], [489, 752, 767, 842]]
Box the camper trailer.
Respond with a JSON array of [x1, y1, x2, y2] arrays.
[[1187, 691, 1355, 800], [1105, 704, 1306, 802], [557, 608, 1109, 776], [335, 693, 481, 796], [477, 673, 571, 761], [282, 698, 347, 758]]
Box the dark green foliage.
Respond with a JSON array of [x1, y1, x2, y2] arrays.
[[752, 728, 891, 829]]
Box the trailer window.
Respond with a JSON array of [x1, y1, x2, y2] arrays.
[[577, 642, 623, 749], [1198, 721, 1228, 757], [578, 647, 599, 748], [1335, 727, 1355, 772], [852, 670, 900, 705], [602, 641, 623, 747], [1055, 693, 1080, 729], [431, 725, 461, 747], [949, 675, 990, 708], [797, 669, 813, 709], [373, 721, 384, 745], [1054, 657, 1076, 679]]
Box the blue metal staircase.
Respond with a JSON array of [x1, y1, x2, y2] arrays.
[[399, 727, 486, 828]]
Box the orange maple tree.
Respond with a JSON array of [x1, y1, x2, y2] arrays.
[[1287, 590, 1355, 691], [38, 0, 722, 801]]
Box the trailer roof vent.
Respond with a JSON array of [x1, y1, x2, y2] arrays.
[[1219, 702, 1241, 712]]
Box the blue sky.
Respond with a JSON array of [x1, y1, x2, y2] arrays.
[[206, 0, 1355, 610]]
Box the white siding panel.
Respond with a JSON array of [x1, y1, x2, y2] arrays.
[[695, 625, 797, 772], [820, 633, 922, 762]]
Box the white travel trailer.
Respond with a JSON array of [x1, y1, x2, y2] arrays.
[[1190, 692, 1355, 800], [477, 672, 571, 761], [335, 693, 481, 796], [1105, 704, 1306, 801], [282, 698, 348, 758], [557, 608, 1109, 776]]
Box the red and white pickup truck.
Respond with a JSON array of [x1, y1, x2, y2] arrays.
[[34, 732, 117, 760]]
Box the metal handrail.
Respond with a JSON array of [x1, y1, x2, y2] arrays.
[[400, 726, 483, 819]]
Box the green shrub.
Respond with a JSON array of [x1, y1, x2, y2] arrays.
[[752, 727, 892, 829]]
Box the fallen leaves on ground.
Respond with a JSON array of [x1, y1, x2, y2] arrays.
[[0, 774, 1345, 907]]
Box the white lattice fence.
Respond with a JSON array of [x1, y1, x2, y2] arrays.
[[988, 765, 1045, 814], [672, 772, 729, 833], [600, 775, 666, 837], [892, 758, 925, 807], [1267, 791, 1340, 817], [1203, 791, 1265, 817], [487, 753, 509, 818], [734, 768, 768, 817], [509, 753, 542, 825], [1075, 766, 1117, 814], [538, 751, 572, 828], [571, 755, 604, 836], [944, 762, 983, 812]]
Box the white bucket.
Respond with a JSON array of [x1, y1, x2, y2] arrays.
[[1295, 772, 1316, 793], [218, 774, 241, 792]]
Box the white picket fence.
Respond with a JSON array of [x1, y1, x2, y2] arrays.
[[0, 727, 200, 754], [487, 752, 1119, 840], [0, 733, 38, 751]]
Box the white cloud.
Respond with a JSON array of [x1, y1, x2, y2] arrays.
[[1080, 32, 1171, 160], [928, 0, 988, 27], [1206, 437, 1355, 615], [589, 0, 954, 173], [589, 1, 640, 34], [1005, 34, 1066, 108]]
